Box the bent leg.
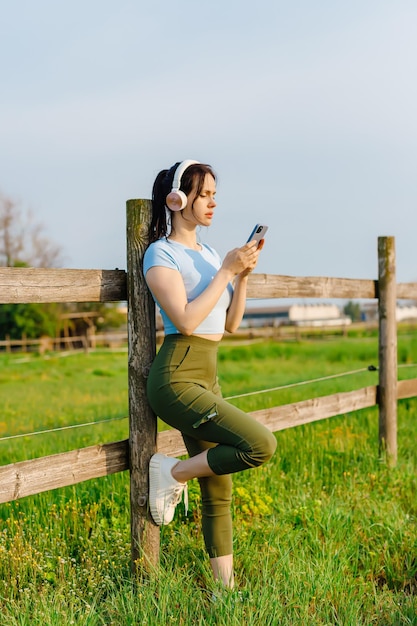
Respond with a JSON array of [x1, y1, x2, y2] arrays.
[[155, 382, 277, 476], [172, 387, 277, 475], [202, 398, 277, 474]]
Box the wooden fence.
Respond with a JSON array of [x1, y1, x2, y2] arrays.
[[1, 198, 417, 569], [0, 331, 129, 353]]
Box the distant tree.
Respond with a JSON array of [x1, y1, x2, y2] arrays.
[[0, 190, 64, 339], [344, 300, 362, 322], [0, 191, 62, 268], [0, 303, 61, 340]]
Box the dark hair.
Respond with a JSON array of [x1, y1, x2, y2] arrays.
[[149, 162, 216, 242]]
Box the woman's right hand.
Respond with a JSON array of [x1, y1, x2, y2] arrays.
[[221, 241, 260, 277]]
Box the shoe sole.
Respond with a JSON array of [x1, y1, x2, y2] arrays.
[[149, 454, 165, 526]]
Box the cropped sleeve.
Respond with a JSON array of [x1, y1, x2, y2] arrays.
[[143, 241, 180, 275]]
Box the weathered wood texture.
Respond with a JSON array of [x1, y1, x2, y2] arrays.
[[0, 268, 127, 303], [397, 378, 417, 399], [397, 282, 417, 300], [378, 237, 398, 466], [1, 378, 416, 505], [0, 440, 128, 503], [246, 274, 378, 299], [126, 199, 160, 569]]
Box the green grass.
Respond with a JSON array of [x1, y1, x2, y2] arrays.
[[0, 336, 416, 624], [0, 350, 129, 464]]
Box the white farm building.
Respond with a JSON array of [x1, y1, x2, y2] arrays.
[[242, 304, 351, 328]]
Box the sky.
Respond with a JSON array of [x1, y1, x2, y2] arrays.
[[1, 0, 416, 293]]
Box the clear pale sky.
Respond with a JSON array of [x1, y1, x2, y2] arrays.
[[1, 0, 416, 287]]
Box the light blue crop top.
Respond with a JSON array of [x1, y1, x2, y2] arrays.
[[143, 238, 233, 335]]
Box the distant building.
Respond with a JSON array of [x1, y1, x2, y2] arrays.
[[241, 304, 351, 328], [396, 304, 417, 322], [362, 303, 417, 323]]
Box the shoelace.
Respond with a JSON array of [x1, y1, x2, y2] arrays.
[[170, 482, 188, 515]]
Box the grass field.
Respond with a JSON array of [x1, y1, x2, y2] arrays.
[[0, 333, 416, 625]]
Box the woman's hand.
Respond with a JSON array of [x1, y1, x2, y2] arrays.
[[221, 240, 263, 277]]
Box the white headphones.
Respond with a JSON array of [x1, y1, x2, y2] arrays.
[[165, 160, 200, 211]]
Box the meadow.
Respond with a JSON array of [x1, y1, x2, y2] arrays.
[[0, 330, 416, 625]]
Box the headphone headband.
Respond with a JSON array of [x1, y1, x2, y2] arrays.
[[171, 160, 199, 191]]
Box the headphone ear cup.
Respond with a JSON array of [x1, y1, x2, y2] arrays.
[[166, 189, 188, 211]]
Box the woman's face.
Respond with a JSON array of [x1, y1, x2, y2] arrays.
[[185, 173, 217, 227]]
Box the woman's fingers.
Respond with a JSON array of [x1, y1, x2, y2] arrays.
[[223, 239, 264, 275]]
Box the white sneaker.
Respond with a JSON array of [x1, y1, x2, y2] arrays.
[[149, 453, 188, 525]]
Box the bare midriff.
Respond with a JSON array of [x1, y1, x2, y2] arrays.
[[194, 333, 224, 342]]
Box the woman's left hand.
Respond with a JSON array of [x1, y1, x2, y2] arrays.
[[239, 239, 264, 277]]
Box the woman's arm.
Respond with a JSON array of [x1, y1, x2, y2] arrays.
[[224, 274, 249, 333], [225, 240, 264, 333]]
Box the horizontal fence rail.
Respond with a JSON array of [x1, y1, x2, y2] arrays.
[[246, 274, 379, 299], [0, 266, 415, 304], [1, 379, 417, 504], [0, 268, 127, 303], [397, 282, 417, 300], [0, 441, 129, 503]]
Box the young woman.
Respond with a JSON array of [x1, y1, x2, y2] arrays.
[[143, 160, 277, 590]]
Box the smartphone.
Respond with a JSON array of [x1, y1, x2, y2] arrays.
[[246, 224, 268, 247]]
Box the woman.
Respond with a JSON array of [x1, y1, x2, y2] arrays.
[[143, 160, 277, 590]]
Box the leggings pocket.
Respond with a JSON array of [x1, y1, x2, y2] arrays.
[[170, 343, 192, 374], [192, 403, 218, 429]]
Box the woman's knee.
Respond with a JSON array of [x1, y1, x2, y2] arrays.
[[251, 429, 277, 467], [265, 430, 277, 462]]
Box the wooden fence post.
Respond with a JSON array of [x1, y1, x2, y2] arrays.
[[126, 199, 160, 571], [377, 236, 398, 466]]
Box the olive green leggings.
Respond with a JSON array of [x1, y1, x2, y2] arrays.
[[147, 334, 277, 558]]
